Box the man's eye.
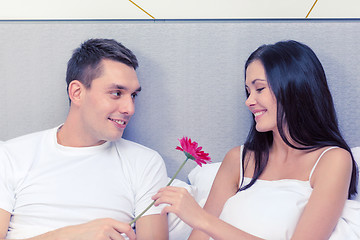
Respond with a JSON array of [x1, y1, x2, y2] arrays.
[[131, 93, 138, 99], [111, 91, 121, 97]]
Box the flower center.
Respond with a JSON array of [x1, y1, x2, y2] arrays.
[[184, 151, 195, 160]]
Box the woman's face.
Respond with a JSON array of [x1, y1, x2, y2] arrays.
[[245, 60, 278, 133]]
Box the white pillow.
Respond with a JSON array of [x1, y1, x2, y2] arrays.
[[167, 178, 195, 240], [188, 162, 221, 205], [166, 164, 221, 240]]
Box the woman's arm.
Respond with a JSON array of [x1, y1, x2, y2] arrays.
[[291, 148, 352, 240], [188, 146, 241, 239], [153, 146, 264, 240]]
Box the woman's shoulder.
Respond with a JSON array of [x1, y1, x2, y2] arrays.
[[225, 146, 242, 159], [219, 146, 240, 170], [317, 147, 352, 166], [311, 146, 352, 187], [224, 145, 254, 160], [223, 145, 256, 177], [219, 146, 242, 178]]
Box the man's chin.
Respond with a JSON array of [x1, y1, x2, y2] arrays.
[[107, 133, 124, 142]]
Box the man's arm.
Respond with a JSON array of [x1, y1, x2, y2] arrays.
[[130, 148, 169, 240], [0, 209, 11, 239], [136, 214, 168, 240], [34, 218, 136, 240], [0, 211, 136, 240]]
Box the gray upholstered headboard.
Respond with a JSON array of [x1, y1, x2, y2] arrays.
[[0, 20, 359, 180]]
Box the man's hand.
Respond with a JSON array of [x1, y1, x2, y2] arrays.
[[36, 218, 136, 240]]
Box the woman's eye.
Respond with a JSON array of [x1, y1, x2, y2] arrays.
[[256, 87, 265, 92]]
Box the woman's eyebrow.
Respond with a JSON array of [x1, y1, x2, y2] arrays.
[[251, 79, 266, 84], [245, 79, 266, 88]]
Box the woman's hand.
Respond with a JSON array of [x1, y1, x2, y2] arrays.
[[152, 186, 205, 229]]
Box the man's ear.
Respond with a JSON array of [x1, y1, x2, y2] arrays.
[[68, 80, 85, 106]]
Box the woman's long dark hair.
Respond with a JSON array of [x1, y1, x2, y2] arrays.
[[240, 40, 358, 199]]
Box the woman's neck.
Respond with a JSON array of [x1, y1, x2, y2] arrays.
[[270, 130, 301, 163]]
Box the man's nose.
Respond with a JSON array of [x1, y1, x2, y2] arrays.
[[119, 95, 135, 116]]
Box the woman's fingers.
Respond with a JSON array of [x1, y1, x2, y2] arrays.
[[152, 186, 188, 206]]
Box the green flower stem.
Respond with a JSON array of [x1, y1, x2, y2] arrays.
[[167, 157, 189, 186], [129, 157, 189, 226], [129, 201, 155, 226]]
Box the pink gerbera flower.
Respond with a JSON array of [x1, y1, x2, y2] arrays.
[[130, 136, 211, 226], [176, 136, 211, 166]]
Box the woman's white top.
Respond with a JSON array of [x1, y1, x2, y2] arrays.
[[217, 146, 360, 240]]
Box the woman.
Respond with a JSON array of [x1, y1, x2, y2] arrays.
[[152, 40, 360, 239]]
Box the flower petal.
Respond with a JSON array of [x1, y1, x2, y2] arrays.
[[176, 136, 211, 166]]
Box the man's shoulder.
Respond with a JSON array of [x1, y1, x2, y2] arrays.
[[0, 128, 56, 171], [2, 128, 55, 152], [115, 138, 156, 152], [114, 138, 162, 160], [114, 139, 167, 185]]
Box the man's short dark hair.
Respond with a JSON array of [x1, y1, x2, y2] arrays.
[[66, 38, 138, 93]]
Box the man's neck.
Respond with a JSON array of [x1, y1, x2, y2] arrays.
[[56, 121, 106, 148]]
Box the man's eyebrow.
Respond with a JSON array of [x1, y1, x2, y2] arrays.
[[110, 84, 141, 92]]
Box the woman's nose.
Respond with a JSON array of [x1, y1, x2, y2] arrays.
[[245, 93, 256, 107]]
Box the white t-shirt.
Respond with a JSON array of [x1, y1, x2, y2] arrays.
[[0, 127, 168, 239]]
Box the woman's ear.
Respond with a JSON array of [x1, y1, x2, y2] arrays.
[[68, 80, 84, 106]]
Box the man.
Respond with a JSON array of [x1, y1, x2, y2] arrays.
[[0, 39, 169, 240]]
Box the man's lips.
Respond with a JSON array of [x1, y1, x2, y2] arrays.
[[108, 118, 127, 127]]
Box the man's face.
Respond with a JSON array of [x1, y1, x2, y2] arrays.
[[79, 59, 140, 146]]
